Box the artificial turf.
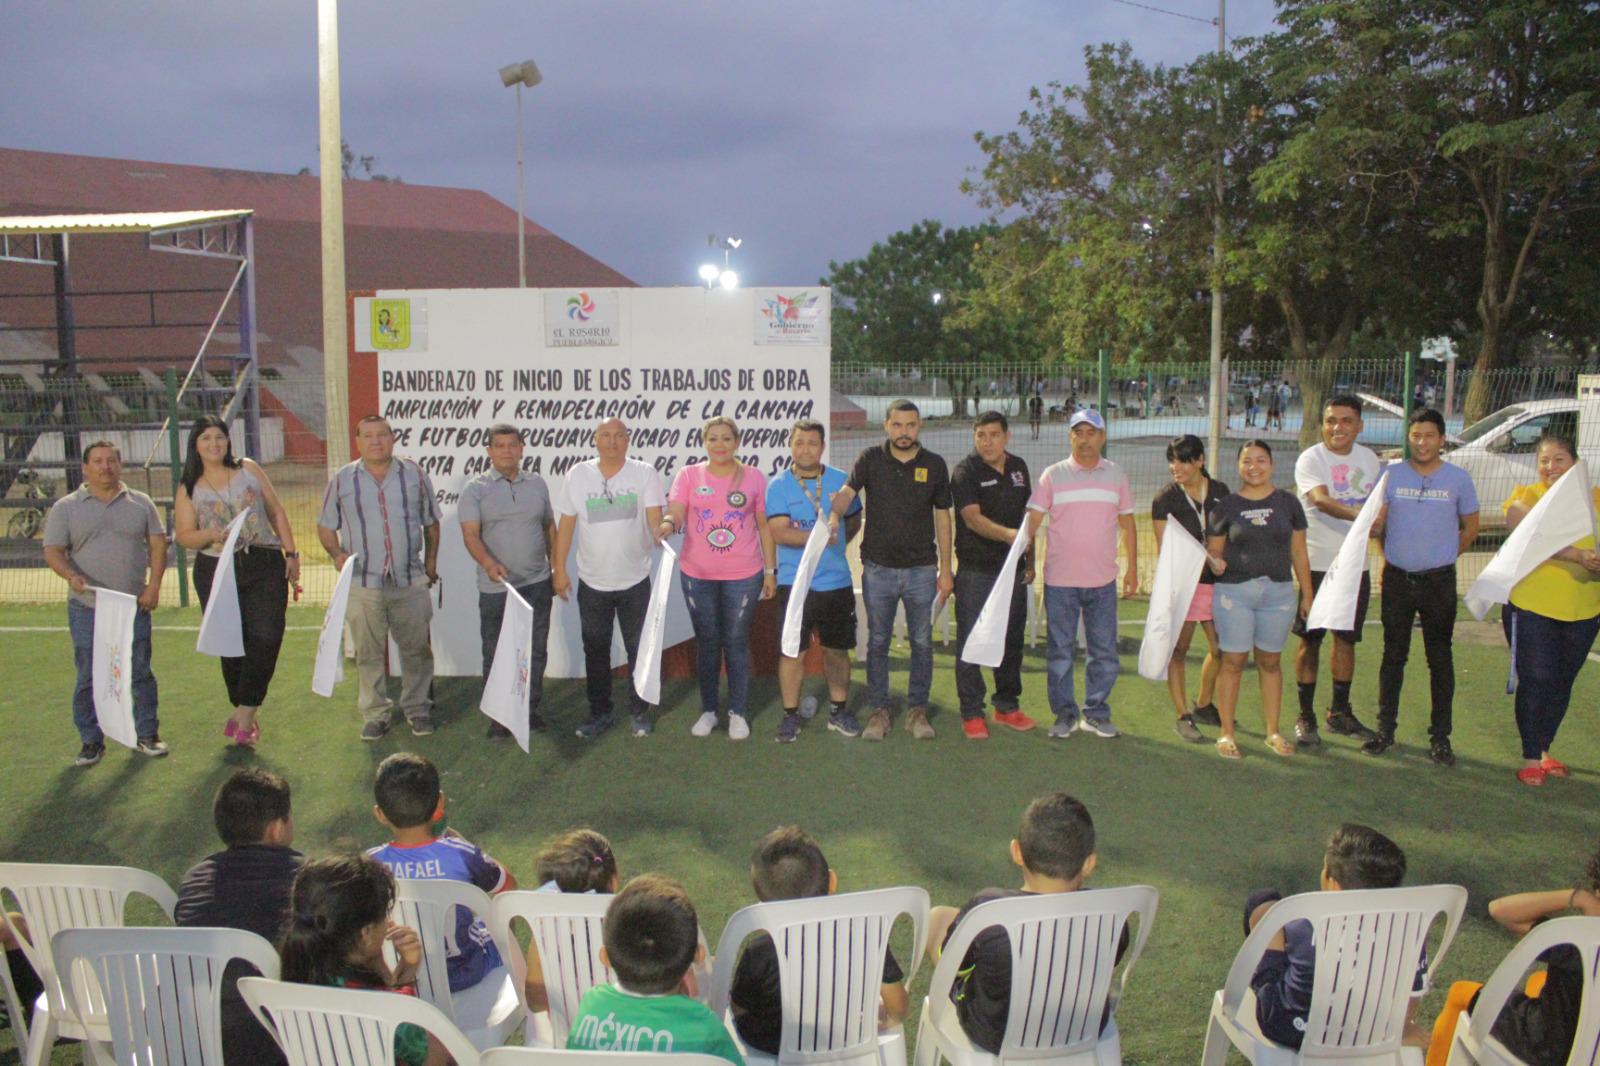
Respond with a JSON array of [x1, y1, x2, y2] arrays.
[[2, 599, 1596, 1064]]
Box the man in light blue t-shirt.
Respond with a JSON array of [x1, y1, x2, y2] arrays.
[[766, 419, 862, 743], [1369, 408, 1479, 765]]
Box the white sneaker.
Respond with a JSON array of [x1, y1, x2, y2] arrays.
[[691, 711, 719, 737], [728, 714, 751, 740]]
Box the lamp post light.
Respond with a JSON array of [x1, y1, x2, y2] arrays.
[[719, 269, 739, 290], [698, 263, 720, 289], [499, 58, 543, 288]]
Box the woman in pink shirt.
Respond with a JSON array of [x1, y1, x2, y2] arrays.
[[658, 417, 777, 740]]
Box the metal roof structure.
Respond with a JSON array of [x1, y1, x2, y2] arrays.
[[0, 210, 251, 235]]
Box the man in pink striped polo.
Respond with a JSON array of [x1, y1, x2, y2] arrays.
[[1024, 410, 1137, 739]]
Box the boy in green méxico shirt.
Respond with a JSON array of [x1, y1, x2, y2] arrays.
[[567, 874, 744, 1065]]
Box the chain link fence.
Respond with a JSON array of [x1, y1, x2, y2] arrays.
[[4, 355, 1597, 604]]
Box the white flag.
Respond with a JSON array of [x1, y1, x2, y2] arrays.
[[1466, 464, 1597, 620], [959, 529, 1029, 668], [195, 511, 250, 658], [92, 587, 140, 749], [480, 582, 535, 752], [1306, 470, 1389, 632], [633, 543, 678, 705], [781, 516, 832, 657], [1138, 522, 1209, 681], [312, 555, 359, 697]]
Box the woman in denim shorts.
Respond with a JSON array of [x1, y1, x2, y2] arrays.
[[1206, 440, 1313, 759]]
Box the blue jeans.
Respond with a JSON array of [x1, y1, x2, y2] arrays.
[[861, 562, 937, 710], [68, 600, 158, 744], [680, 571, 764, 716], [1502, 606, 1600, 759], [1043, 582, 1119, 725]]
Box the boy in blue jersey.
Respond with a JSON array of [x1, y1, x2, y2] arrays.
[[367, 752, 517, 996], [765, 418, 863, 742]]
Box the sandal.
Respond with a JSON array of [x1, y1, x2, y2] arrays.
[[235, 721, 260, 748], [1265, 733, 1295, 757], [1540, 757, 1570, 778], [1516, 766, 1546, 787], [1216, 736, 1241, 760]]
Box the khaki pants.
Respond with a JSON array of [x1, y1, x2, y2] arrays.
[[346, 583, 434, 723]]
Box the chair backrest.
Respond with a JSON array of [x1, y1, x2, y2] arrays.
[[923, 886, 1158, 1060], [480, 1050, 733, 1066], [392, 877, 509, 1018], [1221, 885, 1468, 1058], [707, 886, 930, 1066], [238, 975, 482, 1066], [492, 890, 615, 1045], [1460, 915, 1600, 1066], [0, 862, 178, 1020], [52, 926, 278, 1066]]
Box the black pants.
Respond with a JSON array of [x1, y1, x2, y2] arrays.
[[480, 579, 554, 714], [1377, 563, 1456, 739], [953, 567, 1027, 718], [577, 578, 651, 718], [194, 547, 289, 708]]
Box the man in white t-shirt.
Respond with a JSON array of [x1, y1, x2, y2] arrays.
[[1290, 394, 1383, 749], [552, 418, 666, 740]]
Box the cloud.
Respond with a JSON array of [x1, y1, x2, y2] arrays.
[[5, 0, 1279, 285]]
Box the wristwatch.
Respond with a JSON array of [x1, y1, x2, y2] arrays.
[[283, 550, 300, 558]]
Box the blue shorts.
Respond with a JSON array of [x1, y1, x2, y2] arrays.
[[1213, 577, 1297, 654]]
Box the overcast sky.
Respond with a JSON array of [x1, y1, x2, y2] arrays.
[[5, 1, 1278, 287]]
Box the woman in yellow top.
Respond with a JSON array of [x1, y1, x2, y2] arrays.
[[1501, 433, 1600, 786]]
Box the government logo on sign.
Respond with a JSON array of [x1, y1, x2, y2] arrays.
[[567, 292, 597, 321]]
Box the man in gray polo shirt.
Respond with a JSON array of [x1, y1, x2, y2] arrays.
[[317, 414, 441, 741], [42, 439, 169, 766], [459, 423, 555, 741]]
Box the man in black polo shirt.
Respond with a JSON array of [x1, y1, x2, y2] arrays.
[[828, 399, 953, 740], [951, 411, 1037, 739], [174, 768, 303, 1066]]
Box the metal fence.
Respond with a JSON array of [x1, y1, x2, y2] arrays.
[[5, 355, 1597, 604]]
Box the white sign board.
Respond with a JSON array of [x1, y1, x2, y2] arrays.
[[356, 286, 831, 677]]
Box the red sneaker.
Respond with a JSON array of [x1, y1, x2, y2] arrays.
[[962, 716, 990, 740], [993, 709, 1037, 732]]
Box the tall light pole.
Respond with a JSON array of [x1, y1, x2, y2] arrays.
[[317, 0, 349, 478], [1207, 0, 1227, 466], [500, 59, 543, 288]]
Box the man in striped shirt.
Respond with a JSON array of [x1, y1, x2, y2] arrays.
[[1024, 410, 1137, 739], [317, 414, 441, 740]]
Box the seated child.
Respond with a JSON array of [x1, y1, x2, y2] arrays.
[[279, 854, 448, 1066], [730, 826, 909, 1054], [366, 753, 516, 995], [926, 792, 1124, 1053], [566, 874, 744, 1066], [523, 828, 620, 1011], [1244, 823, 1426, 1051], [175, 768, 304, 1066], [1424, 840, 1600, 1066]]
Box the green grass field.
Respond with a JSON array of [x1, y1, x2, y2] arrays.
[[3, 599, 1598, 1065]]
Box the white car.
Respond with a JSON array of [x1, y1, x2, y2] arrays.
[[1361, 395, 1582, 530]]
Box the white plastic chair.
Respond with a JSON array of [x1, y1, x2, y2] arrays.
[[1444, 915, 1600, 1066], [492, 890, 616, 1048], [1202, 884, 1468, 1066], [481, 1051, 733, 1066], [239, 975, 483, 1066], [0, 861, 178, 1066], [708, 886, 930, 1066], [914, 886, 1158, 1066], [52, 926, 279, 1066], [393, 877, 522, 1050]]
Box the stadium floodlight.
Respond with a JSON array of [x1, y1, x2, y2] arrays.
[[719, 270, 739, 290], [499, 58, 544, 287], [698, 263, 720, 287]]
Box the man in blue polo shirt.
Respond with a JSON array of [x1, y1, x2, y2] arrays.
[[767, 418, 862, 742], [1368, 408, 1479, 765]]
